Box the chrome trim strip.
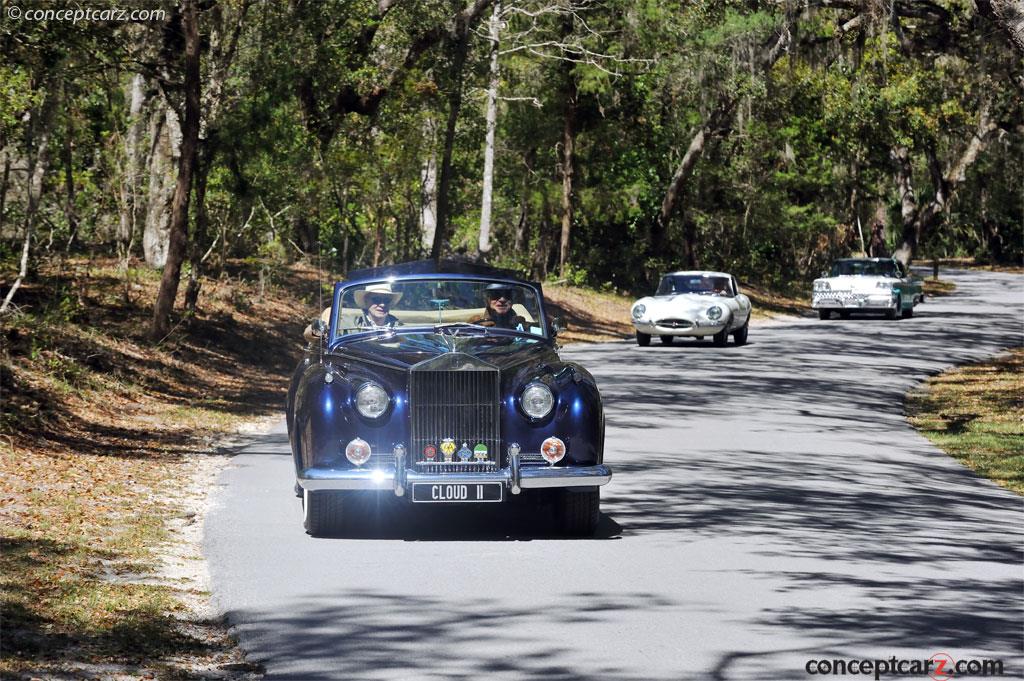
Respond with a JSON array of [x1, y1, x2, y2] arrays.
[[519, 465, 612, 488], [508, 443, 521, 495], [393, 444, 406, 497], [300, 467, 396, 491], [299, 463, 612, 491]]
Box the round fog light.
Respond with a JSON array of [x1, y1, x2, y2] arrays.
[[345, 438, 371, 466], [540, 436, 566, 465]]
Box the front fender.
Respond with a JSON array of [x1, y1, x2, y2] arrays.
[[502, 362, 604, 465], [292, 362, 409, 474]]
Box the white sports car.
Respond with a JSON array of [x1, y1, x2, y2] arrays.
[[630, 271, 753, 347]]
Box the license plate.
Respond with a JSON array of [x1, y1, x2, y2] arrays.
[[412, 483, 503, 503]]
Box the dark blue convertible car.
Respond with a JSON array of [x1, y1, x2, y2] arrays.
[[286, 260, 611, 536]]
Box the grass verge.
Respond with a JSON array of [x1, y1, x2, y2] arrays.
[[906, 348, 1024, 495], [923, 278, 957, 297], [1, 256, 317, 679]]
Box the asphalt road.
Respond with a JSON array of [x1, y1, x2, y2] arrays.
[[204, 268, 1023, 681]]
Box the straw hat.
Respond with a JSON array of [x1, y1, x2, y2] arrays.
[[353, 282, 403, 308]]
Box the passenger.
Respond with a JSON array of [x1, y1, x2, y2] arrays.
[[303, 307, 331, 343], [472, 283, 528, 330], [353, 283, 403, 328]]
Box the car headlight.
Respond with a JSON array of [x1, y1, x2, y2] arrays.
[[876, 281, 893, 289], [520, 382, 554, 419], [814, 281, 831, 292], [707, 305, 723, 320], [632, 304, 646, 320], [355, 382, 389, 419]]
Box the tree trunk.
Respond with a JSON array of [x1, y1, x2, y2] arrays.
[[61, 82, 79, 251], [119, 73, 148, 268], [184, 153, 210, 314], [531, 189, 553, 280], [420, 118, 438, 254], [373, 200, 384, 267], [0, 143, 11, 238], [151, 0, 201, 340], [430, 26, 470, 262], [514, 148, 534, 253], [654, 118, 716, 253], [558, 16, 577, 279], [682, 217, 698, 268], [975, 0, 1024, 55], [143, 98, 182, 267], [1, 94, 56, 314], [891, 146, 918, 263], [477, 0, 500, 257]]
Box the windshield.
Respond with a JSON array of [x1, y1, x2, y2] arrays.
[[830, 260, 899, 277], [656, 274, 733, 296], [333, 278, 546, 339]]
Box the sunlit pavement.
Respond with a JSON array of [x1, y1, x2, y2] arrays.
[[205, 268, 1024, 680]]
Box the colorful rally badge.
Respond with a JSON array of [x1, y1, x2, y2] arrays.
[[440, 438, 456, 462], [424, 444, 437, 461], [457, 443, 472, 462], [473, 443, 488, 461]]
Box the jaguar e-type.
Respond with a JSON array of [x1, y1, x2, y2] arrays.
[[630, 271, 752, 347]]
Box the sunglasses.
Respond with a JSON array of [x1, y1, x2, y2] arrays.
[[367, 296, 392, 306], [487, 291, 513, 300]]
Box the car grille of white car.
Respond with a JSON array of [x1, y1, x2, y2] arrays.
[[409, 353, 501, 473], [816, 291, 869, 303], [655, 318, 693, 329]]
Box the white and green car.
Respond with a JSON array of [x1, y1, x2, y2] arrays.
[[812, 258, 923, 320]]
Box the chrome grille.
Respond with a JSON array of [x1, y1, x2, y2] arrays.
[[410, 353, 500, 473], [655, 318, 693, 329]]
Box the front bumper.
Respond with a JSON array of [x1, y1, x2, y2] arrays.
[[812, 292, 896, 310], [633, 319, 726, 336], [299, 446, 611, 495]]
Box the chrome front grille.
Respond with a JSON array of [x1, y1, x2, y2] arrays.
[[409, 353, 501, 473], [655, 318, 693, 329], [814, 291, 873, 304]]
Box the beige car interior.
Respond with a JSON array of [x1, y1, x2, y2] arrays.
[[304, 304, 535, 342]]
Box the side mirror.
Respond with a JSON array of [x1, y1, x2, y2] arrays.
[[550, 316, 566, 337], [311, 319, 327, 339], [820, 270, 828, 278]]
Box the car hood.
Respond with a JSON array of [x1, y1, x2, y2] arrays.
[[636, 293, 729, 313], [333, 331, 555, 371]]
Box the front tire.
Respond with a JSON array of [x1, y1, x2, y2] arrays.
[[303, 489, 345, 537], [660, 335, 674, 345], [636, 331, 651, 347], [557, 489, 600, 536], [733, 321, 749, 346], [818, 310, 831, 320], [712, 326, 729, 346]]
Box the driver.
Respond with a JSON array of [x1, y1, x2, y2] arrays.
[[472, 283, 527, 330]]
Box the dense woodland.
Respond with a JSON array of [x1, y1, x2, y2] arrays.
[[1, 0, 1021, 338]]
